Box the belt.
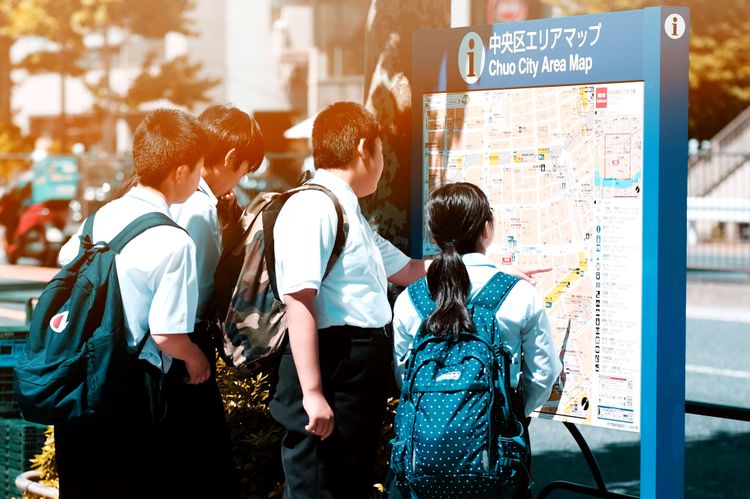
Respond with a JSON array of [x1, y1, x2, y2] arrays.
[[318, 325, 387, 338]]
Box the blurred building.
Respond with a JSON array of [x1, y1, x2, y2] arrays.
[[8, 0, 370, 154]]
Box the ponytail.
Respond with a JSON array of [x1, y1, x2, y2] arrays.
[[422, 243, 474, 339], [422, 182, 494, 339]]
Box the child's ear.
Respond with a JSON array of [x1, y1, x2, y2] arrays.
[[174, 164, 189, 183], [356, 138, 367, 162], [223, 147, 237, 170]]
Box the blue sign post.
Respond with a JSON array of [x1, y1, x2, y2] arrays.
[[410, 7, 689, 498]]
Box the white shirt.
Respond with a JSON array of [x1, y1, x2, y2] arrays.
[[59, 186, 199, 372], [392, 253, 562, 416], [273, 169, 410, 329], [170, 177, 221, 322]]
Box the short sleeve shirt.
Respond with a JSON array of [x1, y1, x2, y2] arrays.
[[58, 186, 198, 372], [273, 169, 410, 329], [170, 177, 221, 322]]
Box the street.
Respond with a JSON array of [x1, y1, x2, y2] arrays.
[[530, 312, 750, 498]]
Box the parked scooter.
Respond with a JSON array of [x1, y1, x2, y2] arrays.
[[0, 155, 79, 267], [3, 199, 70, 266]]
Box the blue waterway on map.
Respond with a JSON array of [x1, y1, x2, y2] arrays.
[[594, 170, 641, 189]]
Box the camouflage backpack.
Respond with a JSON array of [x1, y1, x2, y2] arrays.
[[213, 184, 347, 373]]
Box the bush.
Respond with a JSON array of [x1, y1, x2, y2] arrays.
[[24, 362, 396, 499], [215, 361, 285, 498]]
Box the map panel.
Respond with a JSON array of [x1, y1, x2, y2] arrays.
[[422, 82, 644, 432]]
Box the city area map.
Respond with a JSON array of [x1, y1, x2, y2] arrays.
[[422, 82, 644, 431]]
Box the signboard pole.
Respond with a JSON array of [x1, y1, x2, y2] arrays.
[[640, 7, 689, 499]]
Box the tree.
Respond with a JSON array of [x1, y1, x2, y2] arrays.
[[362, 0, 451, 251], [8, 0, 218, 152], [123, 54, 220, 111], [76, 0, 218, 151], [11, 0, 88, 151], [0, 0, 16, 125], [539, 0, 750, 140]]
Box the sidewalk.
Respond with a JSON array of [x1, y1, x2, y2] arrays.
[[686, 277, 750, 323]]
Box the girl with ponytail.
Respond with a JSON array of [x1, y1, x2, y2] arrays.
[[391, 182, 561, 496]]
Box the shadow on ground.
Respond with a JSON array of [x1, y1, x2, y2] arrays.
[[531, 430, 750, 498]]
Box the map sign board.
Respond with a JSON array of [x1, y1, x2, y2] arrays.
[[411, 12, 689, 484], [421, 82, 643, 431]]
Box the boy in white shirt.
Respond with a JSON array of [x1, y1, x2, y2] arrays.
[[55, 109, 210, 499], [270, 102, 428, 499], [168, 104, 264, 498]]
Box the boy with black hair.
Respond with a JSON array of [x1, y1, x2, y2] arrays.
[[55, 108, 210, 499], [167, 104, 264, 498], [270, 101, 429, 499]]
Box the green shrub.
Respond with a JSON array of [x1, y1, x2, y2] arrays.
[[25, 362, 396, 499]]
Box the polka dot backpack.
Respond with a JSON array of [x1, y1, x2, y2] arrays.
[[390, 272, 530, 499]]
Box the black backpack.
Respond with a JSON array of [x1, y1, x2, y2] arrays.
[[14, 212, 184, 425]]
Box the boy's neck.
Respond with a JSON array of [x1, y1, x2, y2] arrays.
[[201, 165, 219, 194], [136, 183, 173, 206], [320, 165, 368, 198]]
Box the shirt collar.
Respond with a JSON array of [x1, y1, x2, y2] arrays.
[[461, 252, 497, 268], [125, 185, 171, 214], [311, 168, 360, 213], [197, 177, 218, 206]]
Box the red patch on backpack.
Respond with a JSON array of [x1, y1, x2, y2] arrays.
[[50, 311, 69, 333]]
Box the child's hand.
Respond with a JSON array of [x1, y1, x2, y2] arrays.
[[303, 391, 334, 440], [184, 350, 211, 384], [501, 265, 552, 286]]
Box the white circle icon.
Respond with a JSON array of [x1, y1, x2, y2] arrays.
[[458, 32, 485, 84], [664, 14, 686, 40]]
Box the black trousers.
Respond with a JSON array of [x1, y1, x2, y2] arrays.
[[161, 333, 239, 499], [55, 360, 166, 499], [270, 326, 391, 499]]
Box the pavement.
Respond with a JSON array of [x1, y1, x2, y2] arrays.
[[530, 274, 750, 499]]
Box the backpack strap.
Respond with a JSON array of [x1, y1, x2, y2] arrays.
[[263, 184, 349, 301], [406, 277, 436, 321], [107, 212, 185, 254], [470, 271, 520, 314], [81, 212, 96, 242]]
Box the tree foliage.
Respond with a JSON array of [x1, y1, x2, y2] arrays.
[[8, 0, 217, 122], [11, 0, 86, 77], [540, 0, 750, 139], [125, 54, 220, 111], [362, 0, 451, 251]]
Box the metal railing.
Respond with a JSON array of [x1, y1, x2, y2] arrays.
[[687, 149, 750, 273], [537, 401, 750, 498]]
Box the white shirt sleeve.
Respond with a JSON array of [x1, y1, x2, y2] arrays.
[[58, 222, 84, 266], [147, 235, 199, 334], [392, 289, 422, 389], [273, 190, 338, 296], [517, 283, 563, 416], [372, 231, 410, 277], [172, 196, 221, 320]]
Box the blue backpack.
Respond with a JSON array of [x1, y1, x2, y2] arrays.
[[14, 212, 183, 425], [390, 272, 529, 499]]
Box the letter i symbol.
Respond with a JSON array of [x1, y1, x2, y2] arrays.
[[672, 17, 679, 37], [467, 39, 476, 78]]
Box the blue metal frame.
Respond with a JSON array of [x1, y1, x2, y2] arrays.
[[410, 7, 689, 498]]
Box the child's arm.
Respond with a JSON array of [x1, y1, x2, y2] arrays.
[[284, 288, 335, 440], [388, 259, 432, 287], [518, 284, 562, 415], [152, 334, 210, 384]]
